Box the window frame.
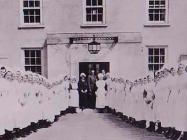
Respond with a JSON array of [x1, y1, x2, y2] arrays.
[[82, 0, 106, 26], [23, 48, 43, 75], [145, 0, 169, 26], [20, 0, 44, 28], [146, 45, 167, 73]]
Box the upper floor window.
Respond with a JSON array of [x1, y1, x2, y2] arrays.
[[146, 0, 169, 25], [21, 0, 42, 25], [148, 47, 166, 73], [83, 0, 106, 25]]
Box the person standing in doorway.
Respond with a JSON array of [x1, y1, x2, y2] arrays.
[[87, 70, 97, 109], [102, 70, 107, 81], [95, 73, 106, 113], [78, 73, 88, 110]]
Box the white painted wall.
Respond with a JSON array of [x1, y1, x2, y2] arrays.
[[0, 0, 187, 79]]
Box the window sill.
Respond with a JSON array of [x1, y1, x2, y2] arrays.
[[144, 23, 170, 27], [80, 24, 107, 28], [18, 24, 45, 29]]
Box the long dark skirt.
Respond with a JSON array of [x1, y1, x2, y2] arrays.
[[87, 92, 96, 109]]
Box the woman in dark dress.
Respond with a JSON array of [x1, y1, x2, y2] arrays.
[[78, 73, 88, 110]]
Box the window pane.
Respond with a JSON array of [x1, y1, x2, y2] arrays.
[[149, 0, 154, 6], [160, 56, 165, 63], [154, 64, 160, 71], [29, 0, 34, 7], [35, 9, 40, 15], [31, 66, 36, 72], [155, 14, 159, 21], [23, 10, 29, 15], [36, 50, 41, 57], [25, 66, 30, 71], [25, 50, 30, 57], [98, 0, 102, 5], [92, 15, 97, 21], [86, 8, 91, 14], [24, 16, 30, 23], [160, 9, 165, 14], [154, 49, 159, 55], [86, 15, 91, 21], [98, 14, 103, 21], [30, 9, 35, 15], [36, 66, 41, 73], [148, 48, 154, 55], [31, 50, 35, 57], [160, 14, 165, 21], [148, 64, 154, 71], [36, 58, 41, 65], [92, 8, 97, 15], [160, 48, 165, 55], [148, 56, 154, 63], [31, 58, 36, 65], [35, 0, 40, 7], [30, 16, 35, 23], [23, 1, 29, 7], [98, 8, 103, 14], [149, 14, 154, 21], [86, 0, 91, 6], [25, 58, 30, 65], [92, 0, 97, 6], [154, 56, 159, 63], [36, 16, 40, 23], [149, 9, 154, 14], [161, 0, 165, 6], [155, 1, 160, 7]]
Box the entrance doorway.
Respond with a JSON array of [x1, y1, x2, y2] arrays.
[[79, 62, 110, 78]]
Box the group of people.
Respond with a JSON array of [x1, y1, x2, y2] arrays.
[[78, 70, 108, 111], [0, 63, 187, 140], [77, 63, 187, 140], [103, 63, 187, 140], [0, 66, 81, 139], [0, 66, 110, 139]]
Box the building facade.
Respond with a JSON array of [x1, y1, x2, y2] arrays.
[[1, 0, 187, 80]]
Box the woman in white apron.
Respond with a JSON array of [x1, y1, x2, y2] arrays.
[[3, 71, 17, 132], [0, 67, 9, 136], [118, 78, 125, 115], [57, 79, 67, 114], [130, 80, 138, 121], [95, 73, 106, 112], [174, 64, 187, 140], [69, 77, 79, 113], [62, 76, 71, 112], [134, 78, 146, 128], [143, 75, 156, 131]]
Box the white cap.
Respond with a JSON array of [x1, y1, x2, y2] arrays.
[[80, 73, 86, 77]]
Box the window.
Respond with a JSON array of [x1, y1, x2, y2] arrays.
[[148, 47, 165, 72], [146, 0, 168, 24], [24, 49, 42, 75], [83, 0, 105, 25], [21, 0, 42, 25]]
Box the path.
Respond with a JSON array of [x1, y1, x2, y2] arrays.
[[18, 109, 166, 140]]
